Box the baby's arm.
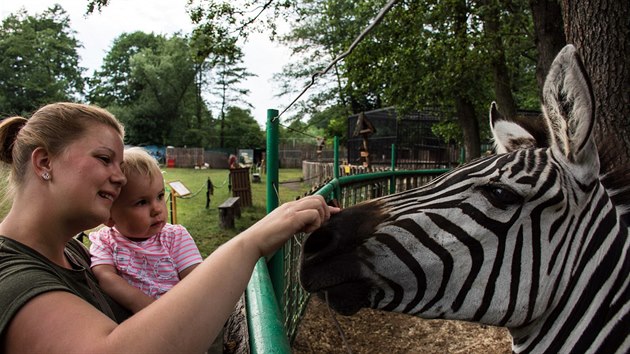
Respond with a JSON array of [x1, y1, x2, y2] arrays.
[[91, 264, 154, 313]]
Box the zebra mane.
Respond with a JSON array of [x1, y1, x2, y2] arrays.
[[598, 140, 630, 223]]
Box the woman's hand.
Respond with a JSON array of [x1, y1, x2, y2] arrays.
[[247, 195, 340, 257]]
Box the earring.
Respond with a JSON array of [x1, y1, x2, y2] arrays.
[[41, 172, 51, 181]]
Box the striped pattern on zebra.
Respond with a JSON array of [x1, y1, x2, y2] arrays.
[[299, 45, 629, 353]]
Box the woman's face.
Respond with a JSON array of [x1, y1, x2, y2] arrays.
[[48, 124, 126, 231]]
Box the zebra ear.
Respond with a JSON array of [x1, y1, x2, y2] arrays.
[[490, 102, 539, 153], [542, 45, 598, 176]]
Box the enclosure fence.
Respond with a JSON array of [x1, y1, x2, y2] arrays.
[[241, 109, 450, 353]]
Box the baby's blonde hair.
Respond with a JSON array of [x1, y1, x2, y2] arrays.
[[122, 147, 162, 181]]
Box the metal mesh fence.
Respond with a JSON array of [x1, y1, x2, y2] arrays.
[[280, 169, 447, 343]]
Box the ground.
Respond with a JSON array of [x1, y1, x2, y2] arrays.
[[292, 297, 512, 354]]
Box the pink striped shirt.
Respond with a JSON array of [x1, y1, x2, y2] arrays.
[[89, 224, 203, 299]]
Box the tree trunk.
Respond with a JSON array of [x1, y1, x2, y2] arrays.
[[529, 0, 566, 100], [453, 0, 481, 162], [455, 96, 481, 162], [481, 0, 518, 118], [561, 0, 630, 171]]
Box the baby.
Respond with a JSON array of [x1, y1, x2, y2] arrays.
[[89, 147, 203, 313]]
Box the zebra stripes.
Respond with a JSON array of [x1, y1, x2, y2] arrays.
[[300, 45, 629, 353]]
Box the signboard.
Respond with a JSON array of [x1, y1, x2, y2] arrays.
[[167, 181, 191, 197]]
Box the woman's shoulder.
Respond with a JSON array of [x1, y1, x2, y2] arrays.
[[0, 236, 47, 261], [0, 237, 73, 309]]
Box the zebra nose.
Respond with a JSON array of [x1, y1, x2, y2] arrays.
[[302, 223, 339, 263]]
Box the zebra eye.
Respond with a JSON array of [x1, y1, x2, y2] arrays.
[[481, 184, 522, 206]]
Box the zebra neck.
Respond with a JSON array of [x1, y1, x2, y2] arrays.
[[509, 227, 629, 353]]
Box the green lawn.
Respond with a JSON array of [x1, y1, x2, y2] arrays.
[[0, 168, 311, 257]]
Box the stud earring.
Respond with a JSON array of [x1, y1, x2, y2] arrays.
[[41, 172, 51, 181]]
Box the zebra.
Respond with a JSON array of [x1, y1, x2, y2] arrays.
[[299, 44, 629, 353]]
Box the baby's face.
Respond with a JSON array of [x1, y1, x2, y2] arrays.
[[109, 171, 167, 239]]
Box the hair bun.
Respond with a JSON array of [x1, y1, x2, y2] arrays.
[[0, 116, 28, 164]]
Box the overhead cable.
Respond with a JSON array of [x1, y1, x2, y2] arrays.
[[274, 0, 402, 121]]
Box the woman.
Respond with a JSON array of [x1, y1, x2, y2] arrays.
[[0, 102, 336, 353]]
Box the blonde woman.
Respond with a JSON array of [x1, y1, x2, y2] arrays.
[[0, 102, 337, 353]]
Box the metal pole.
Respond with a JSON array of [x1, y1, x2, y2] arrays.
[[333, 136, 340, 200], [246, 108, 291, 353], [390, 143, 396, 194], [266, 109, 280, 213], [265, 109, 284, 311]]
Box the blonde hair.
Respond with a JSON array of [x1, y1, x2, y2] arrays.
[[0, 102, 124, 196], [122, 147, 162, 181]]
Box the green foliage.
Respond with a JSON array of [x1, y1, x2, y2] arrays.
[[308, 104, 348, 143], [130, 36, 198, 145], [87, 32, 216, 147], [431, 120, 463, 145], [87, 28, 256, 149], [274, 0, 538, 156], [87, 31, 162, 107], [0, 5, 85, 115], [209, 48, 255, 147], [218, 107, 265, 149], [4, 1, 542, 154]]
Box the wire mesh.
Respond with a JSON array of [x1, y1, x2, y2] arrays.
[[280, 169, 447, 344]]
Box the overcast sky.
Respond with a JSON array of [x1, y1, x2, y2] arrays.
[[0, 0, 292, 127]]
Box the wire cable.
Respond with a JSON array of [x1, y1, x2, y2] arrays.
[[274, 0, 402, 121]]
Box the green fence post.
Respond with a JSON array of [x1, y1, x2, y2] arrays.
[[390, 143, 396, 194], [245, 108, 291, 354], [266, 109, 283, 310], [265, 109, 279, 211], [333, 136, 340, 199]]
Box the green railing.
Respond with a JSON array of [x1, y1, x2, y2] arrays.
[[244, 109, 449, 353]]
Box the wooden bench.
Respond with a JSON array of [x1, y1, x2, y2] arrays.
[[218, 197, 241, 229]]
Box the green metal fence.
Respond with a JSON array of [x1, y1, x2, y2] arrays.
[[243, 109, 449, 353]]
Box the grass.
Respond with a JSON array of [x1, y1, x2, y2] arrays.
[[0, 167, 311, 257]]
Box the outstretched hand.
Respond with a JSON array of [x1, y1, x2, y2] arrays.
[[248, 195, 340, 257]]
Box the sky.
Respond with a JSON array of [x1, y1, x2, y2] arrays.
[[0, 0, 293, 127]]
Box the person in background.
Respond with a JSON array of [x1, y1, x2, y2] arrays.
[[89, 147, 203, 313], [0, 102, 338, 353]]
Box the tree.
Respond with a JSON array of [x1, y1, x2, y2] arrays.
[[0, 5, 84, 115], [560, 0, 630, 171], [87, 0, 543, 160], [275, 0, 539, 161], [529, 0, 566, 100], [89, 32, 207, 147], [87, 31, 162, 107], [131, 35, 199, 145], [220, 107, 265, 149], [209, 49, 254, 147]]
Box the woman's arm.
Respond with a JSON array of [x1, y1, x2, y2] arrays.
[[3, 195, 337, 354], [178, 263, 198, 279], [92, 264, 155, 313]]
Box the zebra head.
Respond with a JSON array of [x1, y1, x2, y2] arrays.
[[300, 45, 629, 352]]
